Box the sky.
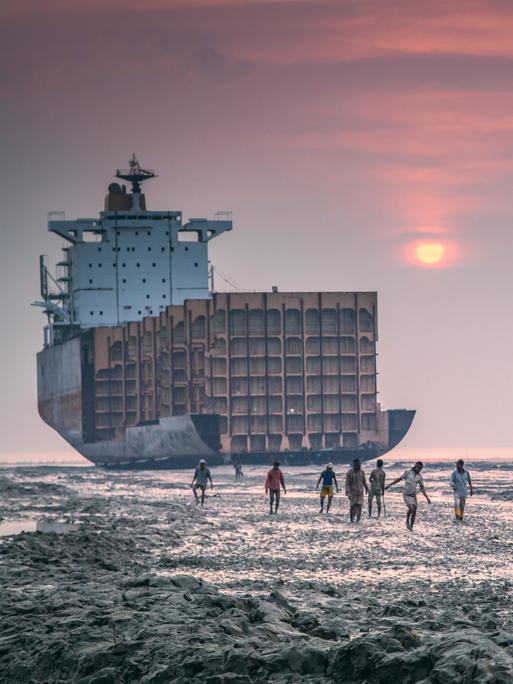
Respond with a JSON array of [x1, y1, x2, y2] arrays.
[[1, 0, 513, 457]]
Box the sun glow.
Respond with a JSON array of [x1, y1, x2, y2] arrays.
[[416, 242, 444, 264], [403, 238, 459, 268]]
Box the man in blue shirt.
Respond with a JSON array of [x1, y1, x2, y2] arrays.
[[450, 459, 473, 521], [316, 463, 339, 513]]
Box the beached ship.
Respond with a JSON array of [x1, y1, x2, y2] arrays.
[[34, 158, 414, 468]]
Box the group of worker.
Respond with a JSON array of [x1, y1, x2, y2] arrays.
[[190, 457, 474, 530]]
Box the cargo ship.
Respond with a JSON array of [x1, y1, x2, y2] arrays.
[[34, 157, 414, 468]]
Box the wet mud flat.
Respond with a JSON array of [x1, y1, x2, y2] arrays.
[[1, 464, 513, 682]]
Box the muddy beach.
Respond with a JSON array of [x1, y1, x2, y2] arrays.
[[1, 462, 513, 682]]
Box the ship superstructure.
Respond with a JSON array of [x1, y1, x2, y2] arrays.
[[35, 159, 414, 468], [37, 156, 231, 343]]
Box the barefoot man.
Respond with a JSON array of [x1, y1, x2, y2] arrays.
[[345, 459, 368, 523], [191, 459, 213, 506], [368, 459, 386, 518], [265, 460, 287, 514], [386, 461, 431, 530], [316, 463, 339, 513], [450, 459, 473, 521]]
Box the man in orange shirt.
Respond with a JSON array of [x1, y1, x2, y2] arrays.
[[265, 460, 287, 514]]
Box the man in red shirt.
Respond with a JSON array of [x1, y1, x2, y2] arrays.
[[265, 460, 287, 514]]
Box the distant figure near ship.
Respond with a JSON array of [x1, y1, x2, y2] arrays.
[[368, 459, 386, 517], [316, 463, 339, 513], [450, 459, 473, 521], [386, 462, 431, 530], [233, 462, 244, 481], [265, 461, 286, 514], [191, 460, 213, 506], [345, 459, 368, 523]]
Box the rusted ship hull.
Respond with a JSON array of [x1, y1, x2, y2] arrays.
[[37, 291, 415, 469]]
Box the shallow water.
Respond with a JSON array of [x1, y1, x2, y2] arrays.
[[2, 460, 512, 593], [2, 459, 513, 682]]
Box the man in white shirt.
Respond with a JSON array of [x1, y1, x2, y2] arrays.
[[386, 461, 431, 530], [450, 459, 473, 521]]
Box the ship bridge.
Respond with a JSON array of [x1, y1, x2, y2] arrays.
[[34, 156, 232, 344]]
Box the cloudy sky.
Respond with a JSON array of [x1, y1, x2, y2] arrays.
[[1, 0, 513, 457]]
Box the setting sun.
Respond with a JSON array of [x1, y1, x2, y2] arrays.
[[416, 242, 444, 265]]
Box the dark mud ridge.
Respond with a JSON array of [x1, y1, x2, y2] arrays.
[[2, 526, 513, 683], [1, 479, 513, 682]]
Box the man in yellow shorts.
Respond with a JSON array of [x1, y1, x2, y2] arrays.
[[315, 463, 339, 513]]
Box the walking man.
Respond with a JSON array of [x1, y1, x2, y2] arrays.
[[234, 462, 244, 481], [265, 460, 286, 514], [191, 459, 213, 506], [450, 459, 473, 521], [386, 461, 431, 530], [368, 459, 386, 518], [345, 459, 368, 523], [316, 463, 339, 513]]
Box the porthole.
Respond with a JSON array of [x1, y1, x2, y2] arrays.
[[166, 231, 169, 236], [147, 231, 151, 236], [152, 263, 156, 267], [88, 263, 92, 268], [122, 278, 126, 283], [148, 247, 152, 252], [142, 278, 146, 283], [98, 263, 102, 268], [90, 311, 93, 315], [137, 263, 140, 268], [127, 247, 130, 252], [132, 247, 135, 252], [146, 294, 150, 299], [135, 231, 139, 236], [138, 310, 142, 315], [122, 263, 126, 267], [98, 247, 102, 252], [116, 231, 120, 236], [89, 279, 93, 284], [162, 278, 166, 283], [99, 311, 103, 316], [113, 263, 116, 268], [185, 246, 189, 252], [162, 294, 166, 299], [161, 247, 165, 252], [194, 262, 198, 267]]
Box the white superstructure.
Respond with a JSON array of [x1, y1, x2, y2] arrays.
[[36, 157, 232, 338]]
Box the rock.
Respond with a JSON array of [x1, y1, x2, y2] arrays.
[[169, 574, 203, 590]]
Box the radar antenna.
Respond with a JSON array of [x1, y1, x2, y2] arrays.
[[116, 154, 156, 193]]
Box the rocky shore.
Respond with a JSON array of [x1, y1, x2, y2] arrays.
[[1, 465, 513, 682]]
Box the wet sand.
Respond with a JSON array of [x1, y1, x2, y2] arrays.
[[1, 462, 513, 682]]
